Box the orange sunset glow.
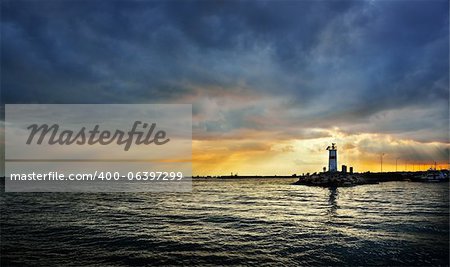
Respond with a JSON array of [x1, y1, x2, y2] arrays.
[[192, 130, 449, 176]]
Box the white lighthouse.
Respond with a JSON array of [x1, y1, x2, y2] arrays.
[[326, 143, 337, 172]]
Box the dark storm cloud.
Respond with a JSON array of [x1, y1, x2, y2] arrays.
[[1, 0, 448, 143]]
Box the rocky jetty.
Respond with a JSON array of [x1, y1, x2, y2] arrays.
[[293, 172, 377, 187], [293, 170, 450, 187]]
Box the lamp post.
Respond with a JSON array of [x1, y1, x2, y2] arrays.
[[380, 153, 385, 173]]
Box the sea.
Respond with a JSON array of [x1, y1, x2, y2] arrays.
[[1, 178, 449, 266]]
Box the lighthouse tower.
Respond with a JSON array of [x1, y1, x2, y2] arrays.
[[326, 143, 337, 172]]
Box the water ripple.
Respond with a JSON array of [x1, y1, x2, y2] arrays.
[[1, 179, 449, 266]]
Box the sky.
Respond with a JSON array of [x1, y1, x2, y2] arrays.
[[1, 0, 449, 175]]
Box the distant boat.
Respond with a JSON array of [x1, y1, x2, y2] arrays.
[[418, 169, 448, 182]]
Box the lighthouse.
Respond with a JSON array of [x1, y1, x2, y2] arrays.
[[326, 143, 337, 172]]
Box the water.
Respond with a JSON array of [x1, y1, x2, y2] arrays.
[[1, 179, 449, 266]]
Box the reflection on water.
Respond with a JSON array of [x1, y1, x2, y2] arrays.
[[1, 179, 449, 266], [328, 187, 338, 215]]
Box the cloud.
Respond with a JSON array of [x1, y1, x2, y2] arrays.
[[1, 0, 448, 146]]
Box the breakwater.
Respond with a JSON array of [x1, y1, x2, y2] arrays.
[[293, 171, 449, 187]]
